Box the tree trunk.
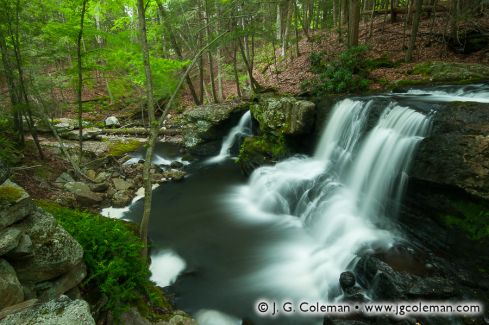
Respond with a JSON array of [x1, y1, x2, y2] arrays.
[[76, 0, 88, 163], [450, 0, 458, 40], [136, 0, 158, 261], [232, 43, 242, 98], [204, 0, 218, 103], [391, 0, 398, 22], [155, 0, 201, 105], [406, 0, 423, 62], [349, 0, 360, 47]]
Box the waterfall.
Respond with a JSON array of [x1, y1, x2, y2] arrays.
[[393, 83, 489, 103], [229, 98, 432, 300], [206, 111, 252, 163]]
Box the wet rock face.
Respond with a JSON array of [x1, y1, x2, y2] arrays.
[[411, 101, 489, 200], [251, 95, 316, 135], [182, 102, 249, 153]]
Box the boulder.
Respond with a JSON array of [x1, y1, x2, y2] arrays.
[[182, 102, 249, 149], [64, 182, 103, 205], [94, 172, 111, 183], [0, 295, 95, 325], [0, 227, 22, 256], [6, 234, 33, 260], [412, 101, 489, 200], [105, 116, 120, 128], [0, 259, 24, 309], [35, 262, 87, 301], [55, 172, 75, 185], [251, 95, 316, 135], [89, 182, 109, 193], [112, 190, 132, 208], [0, 180, 33, 231], [11, 225, 84, 283], [36, 118, 81, 133], [112, 178, 133, 191]]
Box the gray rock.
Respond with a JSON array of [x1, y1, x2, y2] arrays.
[[105, 116, 120, 127], [89, 182, 109, 193], [94, 171, 111, 183], [0, 227, 22, 256], [55, 172, 75, 185], [6, 234, 33, 259], [339, 271, 356, 290], [0, 180, 33, 231], [36, 262, 87, 301], [182, 102, 249, 148], [64, 182, 103, 205], [11, 225, 84, 283], [112, 178, 133, 191], [112, 190, 132, 208], [251, 96, 316, 135], [15, 208, 57, 243], [0, 259, 24, 309], [0, 295, 95, 325]]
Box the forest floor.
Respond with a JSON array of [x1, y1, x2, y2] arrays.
[[255, 14, 489, 94]]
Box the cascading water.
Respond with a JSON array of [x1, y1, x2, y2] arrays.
[[229, 98, 432, 303], [206, 111, 252, 163], [392, 83, 489, 103]]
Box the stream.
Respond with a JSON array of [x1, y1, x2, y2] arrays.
[[110, 84, 489, 325]]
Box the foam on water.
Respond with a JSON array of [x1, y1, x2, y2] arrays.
[[226, 98, 432, 302]]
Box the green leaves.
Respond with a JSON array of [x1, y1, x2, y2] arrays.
[[305, 45, 371, 95], [38, 201, 167, 318]]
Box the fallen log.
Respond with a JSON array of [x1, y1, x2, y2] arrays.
[[362, 4, 447, 15], [102, 127, 181, 136]]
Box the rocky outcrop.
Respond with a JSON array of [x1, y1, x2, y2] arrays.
[[251, 95, 316, 135], [0, 295, 95, 325], [0, 181, 91, 323], [182, 102, 249, 153], [411, 101, 489, 200]]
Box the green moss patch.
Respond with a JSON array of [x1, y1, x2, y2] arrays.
[[37, 200, 172, 320], [444, 200, 489, 241], [238, 134, 289, 164], [0, 184, 23, 204], [107, 139, 143, 157], [413, 62, 489, 83]]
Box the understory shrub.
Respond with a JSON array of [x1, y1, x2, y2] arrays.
[[303, 45, 371, 95], [37, 201, 170, 318]]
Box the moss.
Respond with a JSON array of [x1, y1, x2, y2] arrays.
[[0, 184, 23, 204], [107, 139, 143, 157], [413, 61, 489, 83], [237, 134, 289, 164], [444, 200, 489, 241]]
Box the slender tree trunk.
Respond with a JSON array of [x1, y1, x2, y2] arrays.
[[137, 0, 158, 261], [204, 0, 218, 103], [368, 0, 377, 38], [155, 0, 201, 105], [406, 0, 423, 61], [0, 29, 23, 145], [390, 0, 398, 22], [450, 0, 458, 40], [10, 0, 43, 159], [76, 0, 88, 163], [232, 43, 242, 98], [349, 0, 360, 47]]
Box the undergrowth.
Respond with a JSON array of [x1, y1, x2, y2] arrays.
[[37, 201, 171, 320]]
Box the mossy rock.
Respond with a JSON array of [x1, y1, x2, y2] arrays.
[[251, 96, 316, 135], [107, 139, 143, 157], [237, 135, 289, 174], [0, 181, 25, 205], [412, 62, 489, 83], [444, 200, 489, 241]]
